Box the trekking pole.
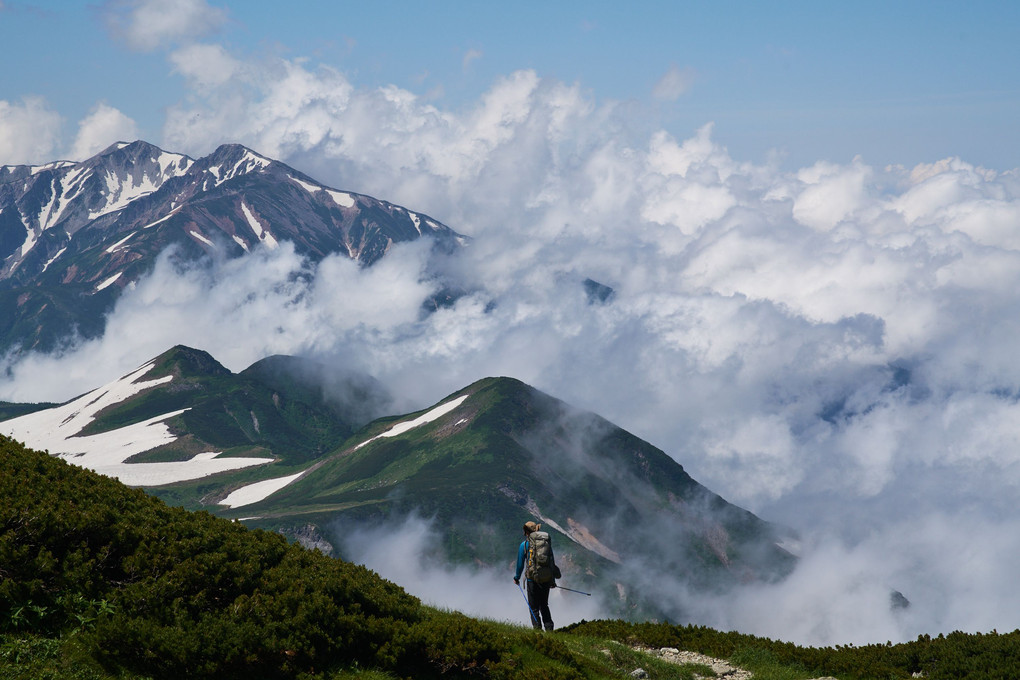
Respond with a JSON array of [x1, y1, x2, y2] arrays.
[[556, 586, 591, 596], [516, 582, 540, 626]]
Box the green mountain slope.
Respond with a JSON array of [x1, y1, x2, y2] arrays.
[[1, 347, 792, 620], [224, 376, 796, 617], [90, 345, 377, 467], [0, 435, 539, 679], [0, 345, 391, 493]]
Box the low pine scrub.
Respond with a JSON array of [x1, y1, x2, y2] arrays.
[[5, 434, 1020, 679], [564, 619, 1020, 680]]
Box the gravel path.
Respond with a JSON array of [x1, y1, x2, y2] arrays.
[[632, 646, 839, 680]]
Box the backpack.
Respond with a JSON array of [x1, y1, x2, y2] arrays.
[[526, 530, 561, 584]]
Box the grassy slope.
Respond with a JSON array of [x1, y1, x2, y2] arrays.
[[3, 435, 1019, 679], [2, 349, 791, 608], [236, 377, 794, 615], [77, 346, 355, 467]]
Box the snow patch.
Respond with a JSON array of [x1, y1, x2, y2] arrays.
[[45, 165, 92, 230], [234, 151, 271, 175], [219, 472, 305, 508], [106, 453, 270, 487], [28, 160, 75, 176], [289, 175, 320, 194], [105, 232, 135, 253], [210, 152, 272, 186], [41, 247, 66, 273], [1, 361, 169, 443], [141, 209, 179, 229], [289, 175, 356, 208], [88, 169, 162, 220], [240, 201, 264, 237], [355, 395, 469, 450], [37, 177, 60, 231], [157, 152, 191, 177], [326, 189, 355, 208], [0, 361, 272, 486], [241, 201, 278, 248], [19, 226, 37, 258], [96, 271, 123, 291], [190, 230, 214, 247]]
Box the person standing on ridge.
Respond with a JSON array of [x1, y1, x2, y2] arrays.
[[513, 520, 560, 631]]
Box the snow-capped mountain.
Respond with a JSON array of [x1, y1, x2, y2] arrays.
[[0, 345, 386, 486], [0, 141, 464, 353]]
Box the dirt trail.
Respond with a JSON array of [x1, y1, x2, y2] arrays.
[[636, 646, 839, 680]]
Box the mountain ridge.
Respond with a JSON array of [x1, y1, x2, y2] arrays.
[[0, 140, 465, 354], [0, 345, 796, 620], [0, 345, 387, 486]]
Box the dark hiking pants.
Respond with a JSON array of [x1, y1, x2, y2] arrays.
[[527, 580, 553, 631]]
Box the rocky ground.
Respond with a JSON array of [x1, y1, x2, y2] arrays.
[[629, 646, 839, 680]]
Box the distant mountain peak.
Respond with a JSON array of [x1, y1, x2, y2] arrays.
[[149, 345, 232, 380], [203, 143, 274, 176], [96, 139, 162, 157], [0, 140, 465, 355]]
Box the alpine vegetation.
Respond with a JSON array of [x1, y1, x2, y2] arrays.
[[1, 348, 795, 628], [4, 433, 1019, 680]]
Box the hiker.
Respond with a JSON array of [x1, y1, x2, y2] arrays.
[[513, 520, 559, 631]]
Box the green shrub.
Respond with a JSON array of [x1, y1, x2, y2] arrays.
[[7, 435, 1020, 680]]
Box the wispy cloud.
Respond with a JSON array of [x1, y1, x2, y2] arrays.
[[102, 0, 228, 52], [652, 64, 696, 101], [339, 514, 604, 628], [462, 47, 483, 72], [169, 42, 241, 92]]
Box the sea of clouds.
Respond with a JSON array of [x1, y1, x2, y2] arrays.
[[4, 0, 1020, 646]]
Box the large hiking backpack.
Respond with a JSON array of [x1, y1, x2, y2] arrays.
[[526, 530, 560, 584]]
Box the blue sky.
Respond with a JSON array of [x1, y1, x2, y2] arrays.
[[2, 0, 1018, 169]]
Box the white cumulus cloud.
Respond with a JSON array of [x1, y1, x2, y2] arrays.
[[0, 96, 62, 165], [169, 43, 241, 91], [103, 0, 228, 52], [652, 64, 696, 101], [69, 103, 140, 160]]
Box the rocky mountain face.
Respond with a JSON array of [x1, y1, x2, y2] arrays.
[[0, 347, 796, 620], [0, 141, 464, 354]]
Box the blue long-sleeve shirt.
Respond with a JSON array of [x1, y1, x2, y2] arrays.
[[514, 539, 529, 581]]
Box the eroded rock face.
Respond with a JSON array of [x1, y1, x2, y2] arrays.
[[0, 140, 465, 354], [284, 524, 335, 556]]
